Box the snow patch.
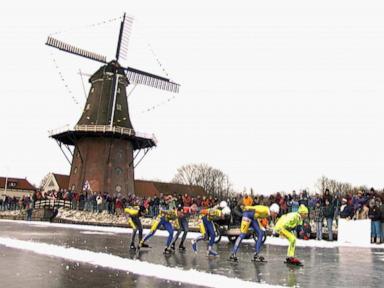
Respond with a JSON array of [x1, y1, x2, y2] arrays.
[[0, 237, 281, 288]]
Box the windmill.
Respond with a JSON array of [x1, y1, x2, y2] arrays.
[[46, 14, 180, 197]]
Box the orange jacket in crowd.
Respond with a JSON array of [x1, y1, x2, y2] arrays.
[[243, 195, 253, 206]]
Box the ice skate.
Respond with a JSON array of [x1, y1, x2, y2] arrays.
[[284, 257, 303, 266], [252, 254, 266, 263], [229, 254, 238, 262], [170, 243, 176, 251], [163, 247, 173, 255], [178, 245, 186, 252], [191, 240, 197, 253], [139, 241, 150, 249], [207, 247, 218, 257]]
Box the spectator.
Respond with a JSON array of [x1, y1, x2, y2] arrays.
[[340, 198, 354, 219], [115, 197, 123, 215], [201, 196, 210, 209], [323, 198, 335, 241], [182, 193, 192, 207], [291, 195, 299, 213], [368, 198, 381, 244], [323, 188, 332, 205], [380, 196, 384, 244], [176, 194, 184, 208], [356, 203, 369, 220], [96, 193, 103, 213], [313, 201, 324, 240], [231, 201, 243, 226], [242, 194, 253, 206]]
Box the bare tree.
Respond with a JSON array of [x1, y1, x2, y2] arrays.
[[172, 163, 232, 198], [39, 173, 51, 190], [315, 175, 329, 194]]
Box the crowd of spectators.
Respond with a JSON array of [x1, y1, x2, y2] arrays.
[[1, 187, 383, 243]]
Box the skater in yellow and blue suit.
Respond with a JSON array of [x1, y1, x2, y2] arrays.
[[124, 205, 146, 250], [191, 201, 231, 256], [230, 203, 280, 262], [273, 204, 308, 265], [140, 208, 177, 254]]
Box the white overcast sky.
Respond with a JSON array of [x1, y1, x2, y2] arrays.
[[1, 0, 384, 194]]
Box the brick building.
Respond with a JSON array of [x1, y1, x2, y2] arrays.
[[0, 177, 36, 198]]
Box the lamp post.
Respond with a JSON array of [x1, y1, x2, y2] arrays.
[[4, 176, 7, 196], [3, 166, 9, 197]]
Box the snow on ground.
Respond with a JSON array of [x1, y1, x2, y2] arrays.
[[1, 219, 383, 250], [0, 236, 281, 288]]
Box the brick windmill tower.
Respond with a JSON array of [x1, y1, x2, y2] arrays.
[[46, 14, 179, 197]]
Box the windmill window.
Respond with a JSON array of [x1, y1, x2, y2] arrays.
[[117, 88, 121, 94], [48, 180, 55, 187], [115, 167, 123, 175], [74, 167, 78, 174], [86, 104, 91, 110], [71, 185, 75, 191], [91, 88, 94, 93], [116, 104, 122, 111], [115, 185, 122, 193]]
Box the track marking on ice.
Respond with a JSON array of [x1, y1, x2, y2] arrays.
[[0, 237, 281, 288]]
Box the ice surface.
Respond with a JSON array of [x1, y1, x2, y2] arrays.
[[1, 219, 382, 250], [0, 236, 281, 288]]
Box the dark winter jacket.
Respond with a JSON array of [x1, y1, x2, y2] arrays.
[[323, 204, 335, 219], [231, 204, 243, 225], [380, 204, 384, 223], [368, 206, 381, 222], [340, 204, 354, 219]]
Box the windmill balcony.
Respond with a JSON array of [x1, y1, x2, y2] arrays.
[[48, 124, 157, 148]]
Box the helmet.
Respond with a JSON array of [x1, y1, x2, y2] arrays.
[[269, 203, 280, 214], [219, 201, 228, 208], [298, 204, 308, 215], [222, 206, 231, 216]]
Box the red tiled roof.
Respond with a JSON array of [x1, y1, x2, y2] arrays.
[[53, 173, 70, 190], [134, 180, 158, 197], [0, 177, 36, 191], [134, 179, 206, 198], [39, 173, 206, 197]]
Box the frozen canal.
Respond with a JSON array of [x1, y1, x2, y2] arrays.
[[0, 220, 383, 287]]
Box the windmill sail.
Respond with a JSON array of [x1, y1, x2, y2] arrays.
[[125, 66, 180, 93], [116, 14, 134, 62], [46, 13, 180, 94], [46, 36, 107, 64]]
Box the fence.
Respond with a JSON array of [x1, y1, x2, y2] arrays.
[[34, 199, 72, 209]]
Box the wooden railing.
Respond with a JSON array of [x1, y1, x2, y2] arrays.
[[48, 124, 157, 144], [34, 199, 72, 209]]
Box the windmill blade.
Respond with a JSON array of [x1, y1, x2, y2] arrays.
[[116, 13, 134, 62], [125, 66, 180, 93], [46, 36, 107, 64]]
